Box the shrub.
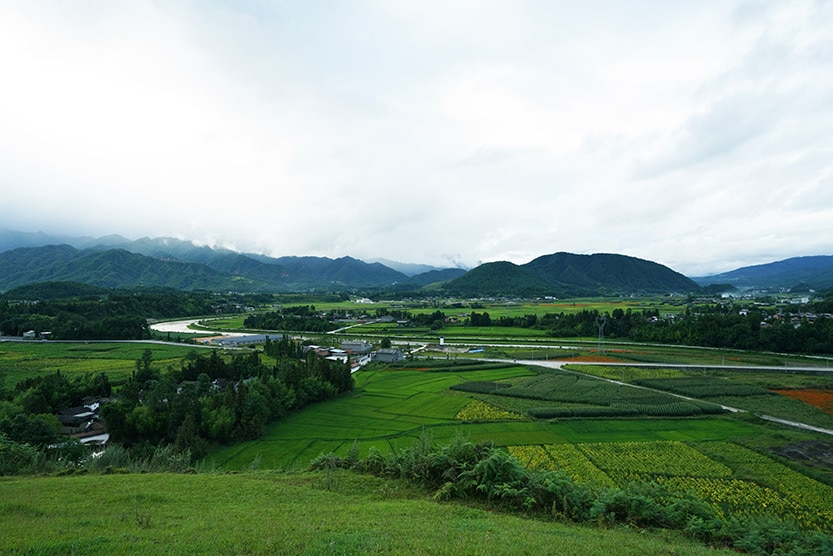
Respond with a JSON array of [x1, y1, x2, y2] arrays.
[[85, 443, 132, 470], [0, 433, 44, 475]]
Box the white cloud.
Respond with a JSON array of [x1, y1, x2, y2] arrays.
[[0, 0, 832, 276]]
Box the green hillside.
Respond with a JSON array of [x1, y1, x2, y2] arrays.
[[0, 471, 733, 555], [0, 246, 409, 292], [443, 260, 555, 297], [445, 252, 700, 297]]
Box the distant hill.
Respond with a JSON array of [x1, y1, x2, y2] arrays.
[[0, 246, 408, 292], [0, 245, 698, 296], [692, 255, 833, 291], [444, 253, 699, 297], [0, 247, 253, 291], [443, 261, 555, 296]]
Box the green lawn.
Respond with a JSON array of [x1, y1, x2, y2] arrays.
[[0, 471, 734, 555]]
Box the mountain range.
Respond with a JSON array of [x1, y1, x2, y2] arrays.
[[691, 256, 833, 291], [1, 230, 831, 296]]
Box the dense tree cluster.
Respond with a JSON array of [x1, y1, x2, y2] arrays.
[[101, 347, 353, 459], [243, 305, 341, 332], [0, 288, 244, 340], [532, 304, 833, 355], [411, 310, 446, 330], [0, 343, 352, 469], [468, 311, 539, 328]]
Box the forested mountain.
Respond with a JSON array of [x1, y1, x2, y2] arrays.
[[442, 261, 555, 297], [0, 244, 695, 296], [0, 247, 252, 291], [0, 245, 409, 292], [444, 253, 699, 297], [693, 255, 833, 291], [6, 229, 830, 296]]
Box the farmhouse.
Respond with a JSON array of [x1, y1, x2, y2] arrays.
[[56, 406, 97, 435], [326, 348, 349, 363], [372, 348, 405, 363], [340, 340, 373, 355], [212, 334, 283, 347]]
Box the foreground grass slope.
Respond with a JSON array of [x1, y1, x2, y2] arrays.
[[1, 471, 734, 555]]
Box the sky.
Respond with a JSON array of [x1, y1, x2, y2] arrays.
[[1, 1, 832, 277]]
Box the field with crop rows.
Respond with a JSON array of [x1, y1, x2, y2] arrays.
[[507, 444, 616, 488], [452, 369, 724, 418], [578, 441, 733, 482], [629, 375, 833, 429], [201, 357, 833, 533], [505, 438, 833, 533], [211, 363, 760, 470]]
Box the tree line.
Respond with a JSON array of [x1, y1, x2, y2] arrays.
[[243, 305, 341, 332], [0, 288, 253, 340], [465, 302, 833, 355]]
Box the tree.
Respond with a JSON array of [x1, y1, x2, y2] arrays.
[[135, 349, 157, 384], [0, 413, 60, 448]]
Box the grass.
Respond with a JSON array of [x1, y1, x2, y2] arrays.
[[0, 471, 735, 555]]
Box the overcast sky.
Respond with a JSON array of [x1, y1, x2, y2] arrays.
[[1, 1, 832, 276]]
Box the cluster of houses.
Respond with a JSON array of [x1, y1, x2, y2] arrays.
[[200, 334, 406, 369], [55, 397, 110, 446], [303, 340, 405, 369]]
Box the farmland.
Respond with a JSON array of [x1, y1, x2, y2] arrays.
[[203, 355, 833, 538], [6, 308, 833, 551], [0, 341, 202, 389], [209, 360, 757, 468]]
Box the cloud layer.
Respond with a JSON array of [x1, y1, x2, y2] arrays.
[[1, 1, 832, 275]]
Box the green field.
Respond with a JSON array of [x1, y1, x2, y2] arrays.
[[209, 363, 761, 470], [0, 342, 208, 389], [0, 471, 734, 555], [202, 358, 833, 537]]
